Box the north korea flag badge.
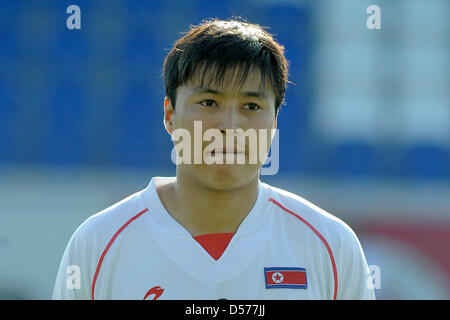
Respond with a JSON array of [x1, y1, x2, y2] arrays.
[[264, 267, 307, 289]]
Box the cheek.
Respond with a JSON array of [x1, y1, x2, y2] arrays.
[[172, 108, 194, 130], [247, 115, 276, 131], [256, 118, 276, 151]]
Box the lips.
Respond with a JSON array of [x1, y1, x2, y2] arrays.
[[211, 148, 245, 155]]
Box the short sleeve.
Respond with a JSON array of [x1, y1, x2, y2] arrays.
[[335, 226, 375, 300], [52, 223, 94, 300]]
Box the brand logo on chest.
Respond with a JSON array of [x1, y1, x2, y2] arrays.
[[143, 286, 164, 300]]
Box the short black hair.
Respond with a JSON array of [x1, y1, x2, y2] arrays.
[[163, 18, 289, 115]]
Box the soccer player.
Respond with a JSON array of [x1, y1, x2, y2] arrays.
[[52, 19, 375, 300]]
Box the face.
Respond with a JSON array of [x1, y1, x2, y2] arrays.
[[164, 65, 278, 191]]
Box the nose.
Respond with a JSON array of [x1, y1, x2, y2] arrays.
[[217, 105, 241, 135]]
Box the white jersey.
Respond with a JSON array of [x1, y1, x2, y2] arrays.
[[52, 177, 375, 300]]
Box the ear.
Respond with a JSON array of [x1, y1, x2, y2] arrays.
[[163, 97, 174, 135]]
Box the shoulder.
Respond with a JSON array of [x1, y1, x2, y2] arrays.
[[69, 189, 149, 251], [262, 182, 361, 249]]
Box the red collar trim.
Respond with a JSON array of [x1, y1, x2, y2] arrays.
[[193, 233, 235, 261]]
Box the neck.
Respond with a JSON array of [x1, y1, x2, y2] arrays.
[[158, 170, 260, 237]]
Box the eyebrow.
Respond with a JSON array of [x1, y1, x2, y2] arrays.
[[189, 86, 270, 100]]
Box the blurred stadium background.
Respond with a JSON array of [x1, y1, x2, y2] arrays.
[[0, 0, 449, 299]]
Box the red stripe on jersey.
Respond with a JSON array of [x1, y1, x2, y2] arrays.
[[91, 208, 148, 300], [269, 198, 338, 300], [193, 233, 235, 261]]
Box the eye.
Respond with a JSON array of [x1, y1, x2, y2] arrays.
[[243, 103, 261, 111], [199, 99, 217, 107]]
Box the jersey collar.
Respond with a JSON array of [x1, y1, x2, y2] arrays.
[[141, 176, 268, 239]]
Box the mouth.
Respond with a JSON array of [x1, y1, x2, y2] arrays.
[[211, 149, 245, 155]]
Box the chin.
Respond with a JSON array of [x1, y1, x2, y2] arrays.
[[195, 164, 259, 191]]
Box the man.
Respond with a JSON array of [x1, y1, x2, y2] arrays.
[[53, 19, 375, 300]]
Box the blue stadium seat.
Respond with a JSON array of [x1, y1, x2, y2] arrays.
[[276, 91, 309, 173], [113, 85, 170, 168], [191, 0, 235, 21], [42, 83, 86, 165], [405, 144, 449, 180], [0, 84, 15, 163], [261, 3, 310, 48], [331, 141, 375, 177]]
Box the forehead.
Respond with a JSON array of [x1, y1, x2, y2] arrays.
[[182, 63, 275, 98]]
